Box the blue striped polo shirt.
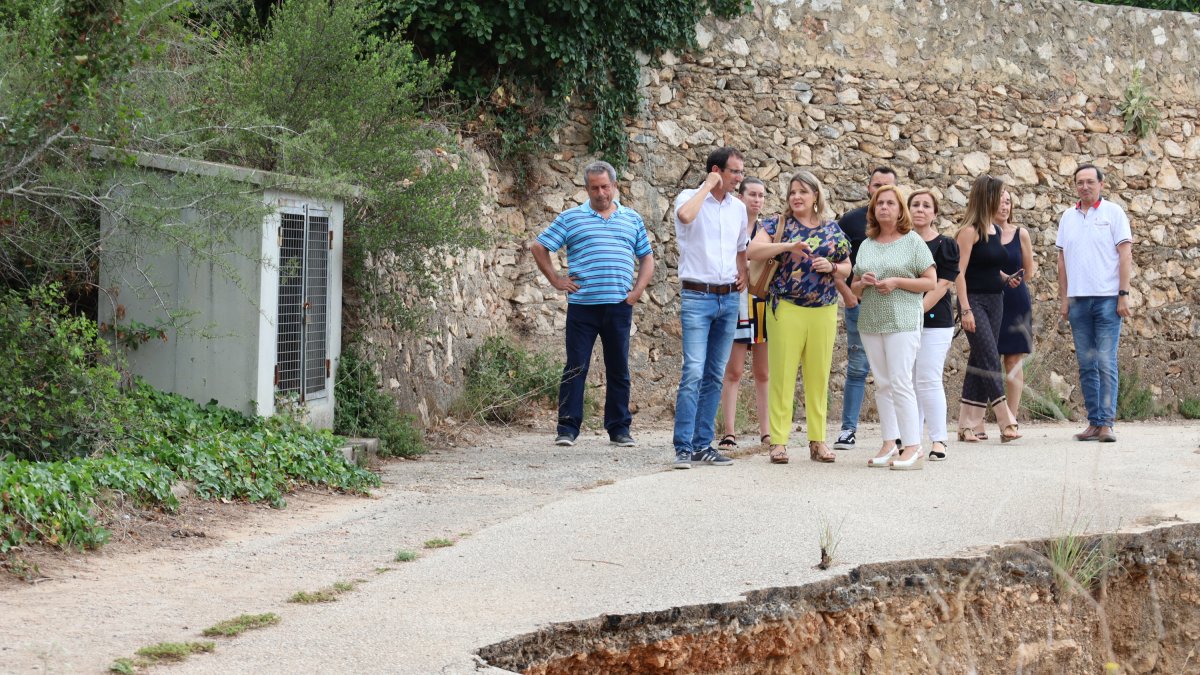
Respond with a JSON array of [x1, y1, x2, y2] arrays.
[[536, 202, 653, 305]]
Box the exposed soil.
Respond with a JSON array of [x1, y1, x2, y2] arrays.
[[480, 524, 1200, 675]]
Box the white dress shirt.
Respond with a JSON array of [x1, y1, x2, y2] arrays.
[[673, 188, 748, 284]]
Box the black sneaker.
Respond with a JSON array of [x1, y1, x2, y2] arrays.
[[691, 447, 734, 466], [610, 433, 636, 447], [833, 429, 856, 450], [673, 450, 693, 470], [554, 434, 576, 447]]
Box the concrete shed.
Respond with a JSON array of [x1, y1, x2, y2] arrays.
[[95, 148, 354, 428]]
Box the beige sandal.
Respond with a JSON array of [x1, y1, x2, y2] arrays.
[[769, 445, 789, 464]]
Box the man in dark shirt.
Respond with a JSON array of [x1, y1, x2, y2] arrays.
[[832, 166, 897, 451]]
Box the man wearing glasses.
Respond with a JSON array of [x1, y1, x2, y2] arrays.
[[1056, 163, 1133, 443], [670, 147, 749, 468]]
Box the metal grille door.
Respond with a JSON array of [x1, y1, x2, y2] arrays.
[[276, 207, 330, 401]]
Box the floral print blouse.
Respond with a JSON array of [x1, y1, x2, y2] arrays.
[[760, 216, 850, 309]]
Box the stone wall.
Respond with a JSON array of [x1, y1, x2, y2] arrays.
[[369, 0, 1200, 428]]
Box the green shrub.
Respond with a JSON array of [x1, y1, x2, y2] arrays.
[[1, 382, 380, 552], [1179, 398, 1200, 420], [0, 285, 125, 461], [335, 345, 425, 458], [1117, 369, 1157, 420], [457, 336, 561, 424]]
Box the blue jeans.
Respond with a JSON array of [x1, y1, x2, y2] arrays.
[[557, 302, 634, 438], [839, 304, 870, 431], [1068, 296, 1122, 427], [673, 289, 739, 453]]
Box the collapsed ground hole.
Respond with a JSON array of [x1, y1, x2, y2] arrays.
[[480, 523, 1200, 674]]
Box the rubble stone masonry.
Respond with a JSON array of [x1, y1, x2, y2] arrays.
[[364, 0, 1200, 427]]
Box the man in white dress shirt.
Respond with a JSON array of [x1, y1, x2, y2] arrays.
[[671, 147, 749, 469]]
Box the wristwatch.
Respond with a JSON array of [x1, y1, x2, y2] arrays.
[[1118, 290, 1130, 296]]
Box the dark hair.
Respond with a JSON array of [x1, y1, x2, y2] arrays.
[[738, 176, 765, 195], [869, 166, 897, 181], [705, 147, 744, 173], [1073, 163, 1104, 183], [958, 174, 1006, 243]]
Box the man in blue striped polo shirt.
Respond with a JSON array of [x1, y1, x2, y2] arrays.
[[531, 161, 655, 447]]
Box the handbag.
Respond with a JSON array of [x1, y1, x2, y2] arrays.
[[747, 216, 786, 300]]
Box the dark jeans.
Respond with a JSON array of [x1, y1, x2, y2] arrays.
[[557, 301, 634, 438]]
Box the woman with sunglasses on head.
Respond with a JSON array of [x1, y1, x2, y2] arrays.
[[852, 185, 936, 470], [908, 189, 959, 461], [719, 178, 770, 452], [996, 188, 1036, 424], [955, 175, 1022, 444], [747, 170, 850, 465]]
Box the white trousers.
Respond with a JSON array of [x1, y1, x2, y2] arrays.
[[913, 327, 954, 443], [861, 330, 923, 447]]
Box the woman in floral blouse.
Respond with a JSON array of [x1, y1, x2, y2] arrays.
[[747, 170, 851, 464]]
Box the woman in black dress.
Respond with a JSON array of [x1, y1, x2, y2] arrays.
[[955, 175, 1021, 443], [996, 189, 1036, 422]]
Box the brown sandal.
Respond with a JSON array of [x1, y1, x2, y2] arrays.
[[769, 445, 789, 464], [957, 428, 982, 443], [1000, 424, 1021, 443], [809, 441, 835, 463]]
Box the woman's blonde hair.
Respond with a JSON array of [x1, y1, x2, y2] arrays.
[[866, 185, 913, 238], [781, 170, 826, 223], [958, 175, 1005, 242]]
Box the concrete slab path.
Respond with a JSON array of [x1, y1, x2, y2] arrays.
[[2, 421, 1198, 674]]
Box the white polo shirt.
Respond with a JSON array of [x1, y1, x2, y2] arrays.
[[673, 188, 748, 285], [1055, 198, 1132, 297]]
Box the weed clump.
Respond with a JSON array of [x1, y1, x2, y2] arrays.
[[334, 344, 425, 458], [288, 580, 358, 604], [395, 549, 418, 562], [202, 613, 281, 637], [456, 335, 560, 423], [424, 538, 455, 549], [111, 641, 215, 671], [1117, 369, 1158, 420], [1178, 398, 1200, 420]]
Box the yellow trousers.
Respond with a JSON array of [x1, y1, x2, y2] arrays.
[[766, 301, 838, 444]]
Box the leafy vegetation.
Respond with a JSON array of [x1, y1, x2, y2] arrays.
[[1117, 368, 1159, 420], [423, 538, 454, 549], [1117, 68, 1160, 139], [111, 641, 216, 672], [394, 549, 418, 562], [1087, 0, 1199, 9], [380, 0, 750, 168], [335, 345, 425, 457], [455, 336, 561, 424], [1178, 398, 1200, 419], [1, 379, 379, 553], [0, 285, 125, 461], [201, 613, 281, 638], [288, 580, 357, 604]]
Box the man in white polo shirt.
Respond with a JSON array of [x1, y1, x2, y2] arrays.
[[1056, 163, 1133, 443], [671, 147, 749, 469]]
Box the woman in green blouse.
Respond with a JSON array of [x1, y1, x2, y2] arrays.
[[850, 186, 936, 470]]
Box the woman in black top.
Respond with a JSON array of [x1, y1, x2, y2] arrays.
[[909, 189, 958, 460], [954, 175, 1021, 443]]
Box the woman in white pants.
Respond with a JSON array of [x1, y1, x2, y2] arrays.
[[909, 189, 959, 461], [851, 186, 936, 470]]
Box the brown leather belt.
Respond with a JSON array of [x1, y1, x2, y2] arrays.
[[681, 280, 736, 295]]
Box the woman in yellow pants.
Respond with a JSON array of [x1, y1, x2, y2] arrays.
[[747, 170, 851, 464]]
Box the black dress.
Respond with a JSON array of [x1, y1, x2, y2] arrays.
[[998, 228, 1033, 355]]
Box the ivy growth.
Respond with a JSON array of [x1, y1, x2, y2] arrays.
[[381, 0, 751, 168]]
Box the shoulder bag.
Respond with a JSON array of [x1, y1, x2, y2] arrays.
[[747, 216, 786, 300]]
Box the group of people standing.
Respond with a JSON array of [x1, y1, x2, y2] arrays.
[[532, 149, 1132, 470]]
